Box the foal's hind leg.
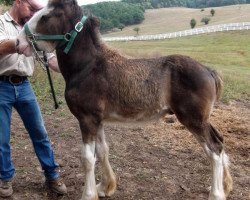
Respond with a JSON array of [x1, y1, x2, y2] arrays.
[[96, 124, 116, 197], [173, 108, 232, 200], [201, 125, 233, 200], [202, 129, 233, 200]]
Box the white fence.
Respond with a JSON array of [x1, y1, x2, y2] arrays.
[[103, 22, 250, 42]]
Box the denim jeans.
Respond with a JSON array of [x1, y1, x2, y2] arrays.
[[0, 79, 59, 181]]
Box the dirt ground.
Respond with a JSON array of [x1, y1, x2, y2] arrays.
[[1, 100, 249, 200]]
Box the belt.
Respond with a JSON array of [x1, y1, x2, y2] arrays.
[[0, 75, 28, 85]]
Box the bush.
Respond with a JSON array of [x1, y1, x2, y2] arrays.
[[190, 18, 197, 29], [201, 17, 210, 25], [211, 9, 215, 16], [133, 27, 140, 36], [118, 24, 125, 31]]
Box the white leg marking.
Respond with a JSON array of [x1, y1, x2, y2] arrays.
[[96, 126, 116, 197], [81, 142, 98, 200], [204, 145, 225, 200], [222, 152, 229, 168], [222, 152, 233, 196]]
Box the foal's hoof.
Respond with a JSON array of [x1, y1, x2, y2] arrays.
[[208, 193, 226, 200], [80, 194, 99, 200], [96, 183, 105, 197], [96, 182, 116, 197], [96, 183, 107, 197], [81, 188, 99, 200]]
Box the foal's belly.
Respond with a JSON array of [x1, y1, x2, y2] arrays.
[[104, 106, 171, 123]]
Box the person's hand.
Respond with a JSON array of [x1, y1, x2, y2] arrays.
[[48, 55, 60, 73], [0, 39, 18, 55]]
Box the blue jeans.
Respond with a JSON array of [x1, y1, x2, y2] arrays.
[[0, 79, 59, 181]]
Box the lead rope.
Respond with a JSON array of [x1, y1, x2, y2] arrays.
[[42, 52, 59, 109], [30, 41, 46, 66], [28, 38, 59, 109]]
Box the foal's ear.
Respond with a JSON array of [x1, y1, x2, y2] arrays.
[[48, 0, 64, 7], [49, 0, 75, 6], [49, 0, 62, 4], [89, 16, 100, 29], [49, 0, 70, 3]]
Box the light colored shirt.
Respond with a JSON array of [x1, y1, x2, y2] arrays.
[[0, 12, 34, 76]]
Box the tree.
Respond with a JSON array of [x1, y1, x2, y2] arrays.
[[210, 8, 215, 16], [1, 0, 13, 5], [190, 18, 197, 28], [100, 19, 114, 32], [83, 2, 145, 32], [118, 24, 125, 31], [201, 17, 210, 25], [133, 27, 140, 36]]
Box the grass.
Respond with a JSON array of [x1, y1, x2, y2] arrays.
[[104, 4, 250, 37], [30, 65, 65, 112], [107, 31, 250, 103]]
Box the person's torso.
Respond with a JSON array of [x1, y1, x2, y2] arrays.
[[0, 12, 34, 76]]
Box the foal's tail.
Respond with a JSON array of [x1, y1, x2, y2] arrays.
[[208, 68, 223, 101]]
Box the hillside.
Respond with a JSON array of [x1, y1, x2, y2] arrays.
[[103, 4, 250, 36]]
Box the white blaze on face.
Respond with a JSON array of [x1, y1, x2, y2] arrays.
[[17, 6, 55, 56]]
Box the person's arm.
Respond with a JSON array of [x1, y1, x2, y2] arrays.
[[0, 39, 17, 55], [47, 54, 60, 73], [0, 19, 17, 55]]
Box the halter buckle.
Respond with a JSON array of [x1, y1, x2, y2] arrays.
[[75, 22, 83, 32]]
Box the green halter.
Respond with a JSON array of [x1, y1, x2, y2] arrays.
[[24, 16, 88, 54]]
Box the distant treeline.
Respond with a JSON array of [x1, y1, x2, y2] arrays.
[[82, 0, 249, 32], [82, 2, 144, 32], [122, 0, 249, 8]]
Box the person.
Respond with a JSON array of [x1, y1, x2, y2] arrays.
[[0, 0, 67, 197]]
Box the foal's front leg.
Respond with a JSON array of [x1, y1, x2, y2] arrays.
[[79, 118, 99, 200], [81, 141, 98, 200]]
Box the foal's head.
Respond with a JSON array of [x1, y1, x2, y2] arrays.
[[17, 0, 100, 56]]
